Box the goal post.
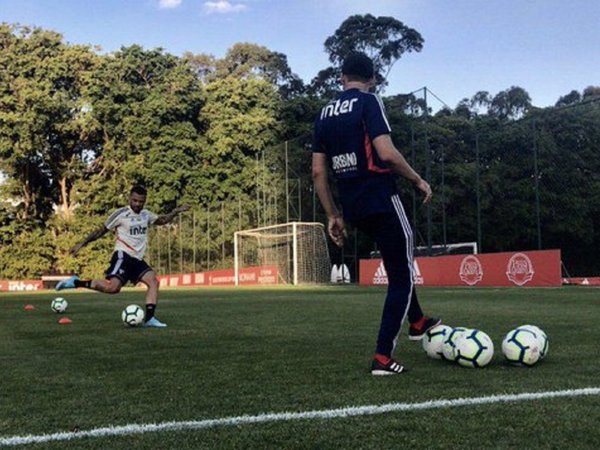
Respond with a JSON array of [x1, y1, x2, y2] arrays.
[[234, 222, 332, 285]]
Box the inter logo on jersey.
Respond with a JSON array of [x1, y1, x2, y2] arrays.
[[129, 225, 148, 236], [320, 98, 359, 120]]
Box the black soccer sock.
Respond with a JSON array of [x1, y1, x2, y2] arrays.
[[145, 304, 156, 322], [74, 279, 91, 289]]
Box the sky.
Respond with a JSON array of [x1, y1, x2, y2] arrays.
[[0, 0, 599, 109]]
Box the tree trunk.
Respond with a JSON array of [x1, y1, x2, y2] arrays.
[[58, 176, 72, 220]]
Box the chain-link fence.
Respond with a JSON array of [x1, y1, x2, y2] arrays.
[[147, 98, 600, 279]]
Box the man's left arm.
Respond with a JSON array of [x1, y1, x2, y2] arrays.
[[154, 205, 190, 226]]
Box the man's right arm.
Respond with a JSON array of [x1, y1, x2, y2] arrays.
[[372, 134, 433, 204], [70, 226, 110, 256]]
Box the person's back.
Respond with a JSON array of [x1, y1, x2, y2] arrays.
[[314, 88, 397, 223]]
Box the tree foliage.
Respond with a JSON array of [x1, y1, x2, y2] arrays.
[[322, 14, 424, 91], [1, 17, 600, 279]]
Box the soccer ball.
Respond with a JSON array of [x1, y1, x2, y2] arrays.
[[121, 304, 144, 327], [422, 324, 453, 359], [454, 329, 494, 368], [441, 327, 470, 361], [517, 324, 549, 359], [502, 328, 541, 366], [51, 297, 68, 313]]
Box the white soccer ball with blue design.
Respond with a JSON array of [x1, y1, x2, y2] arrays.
[[422, 324, 453, 359], [121, 304, 144, 327], [454, 329, 494, 368], [502, 328, 541, 366], [441, 327, 470, 361], [517, 324, 548, 359], [51, 297, 68, 313]]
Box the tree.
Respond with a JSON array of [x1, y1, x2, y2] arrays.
[[0, 24, 99, 222], [321, 14, 424, 92], [76, 45, 205, 214], [489, 86, 532, 120], [555, 90, 581, 107], [583, 86, 600, 99]]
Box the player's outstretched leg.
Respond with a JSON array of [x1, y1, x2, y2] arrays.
[[143, 316, 167, 328], [55, 275, 80, 291]]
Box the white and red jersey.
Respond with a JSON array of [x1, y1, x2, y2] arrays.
[[104, 207, 158, 260]]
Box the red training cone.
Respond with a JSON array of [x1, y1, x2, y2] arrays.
[[24, 304, 36, 311], [58, 317, 72, 325]]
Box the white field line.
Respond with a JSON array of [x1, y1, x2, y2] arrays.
[[1, 387, 599, 447]]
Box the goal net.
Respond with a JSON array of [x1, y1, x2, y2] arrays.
[[234, 222, 331, 285]]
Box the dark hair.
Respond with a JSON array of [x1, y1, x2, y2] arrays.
[[130, 185, 147, 196], [341, 52, 374, 82]]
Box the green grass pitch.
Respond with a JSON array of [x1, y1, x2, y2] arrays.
[[1, 286, 599, 449]]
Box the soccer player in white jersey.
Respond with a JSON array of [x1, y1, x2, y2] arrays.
[[56, 185, 189, 328]]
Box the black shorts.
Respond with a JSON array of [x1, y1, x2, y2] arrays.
[[105, 250, 153, 285]]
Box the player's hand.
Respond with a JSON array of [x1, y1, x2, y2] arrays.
[[416, 178, 432, 204], [328, 216, 345, 248]]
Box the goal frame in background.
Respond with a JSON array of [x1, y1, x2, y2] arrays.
[[415, 242, 479, 257], [234, 222, 331, 286]]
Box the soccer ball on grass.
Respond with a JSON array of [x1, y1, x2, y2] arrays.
[[121, 304, 144, 327], [502, 328, 541, 366], [441, 327, 470, 361], [517, 324, 548, 359], [51, 297, 68, 313], [454, 329, 494, 368], [422, 324, 453, 359]]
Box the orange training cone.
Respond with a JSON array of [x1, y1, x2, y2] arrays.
[[58, 317, 72, 325]]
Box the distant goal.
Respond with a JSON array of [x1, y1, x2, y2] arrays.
[[415, 242, 479, 257], [234, 222, 331, 285]]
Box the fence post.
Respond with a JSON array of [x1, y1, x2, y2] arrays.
[[532, 119, 542, 249], [475, 133, 482, 252]]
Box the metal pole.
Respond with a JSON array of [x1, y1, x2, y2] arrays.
[[285, 141, 289, 223], [424, 87, 432, 254], [157, 227, 161, 274], [292, 222, 298, 285], [312, 186, 316, 222], [532, 120, 542, 249], [260, 150, 268, 226], [179, 213, 183, 273], [192, 210, 196, 273], [411, 124, 417, 234], [167, 225, 172, 275], [256, 153, 260, 226], [207, 208, 211, 270], [441, 145, 447, 247], [234, 232, 239, 286], [475, 134, 482, 252], [298, 178, 302, 221]]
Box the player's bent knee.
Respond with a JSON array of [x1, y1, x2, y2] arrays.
[[104, 280, 122, 294], [146, 277, 159, 289]]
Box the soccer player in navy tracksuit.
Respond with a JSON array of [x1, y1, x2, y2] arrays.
[[312, 52, 440, 375]]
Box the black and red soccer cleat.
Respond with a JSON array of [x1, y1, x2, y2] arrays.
[[370, 354, 407, 375], [408, 316, 442, 341]]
